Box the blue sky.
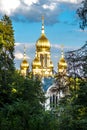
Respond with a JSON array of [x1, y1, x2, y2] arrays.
[[0, 0, 87, 71]]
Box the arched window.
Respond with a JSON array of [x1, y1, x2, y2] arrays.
[[50, 94, 58, 108]]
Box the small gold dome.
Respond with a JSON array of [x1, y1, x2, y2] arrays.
[[58, 57, 67, 68], [32, 57, 41, 67], [58, 46, 67, 73], [20, 46, 29, 70], [58, 56, 67, 73], [20, 59, 29, 69], [36, 34, 50, 51], [36, 16, 50, 51]]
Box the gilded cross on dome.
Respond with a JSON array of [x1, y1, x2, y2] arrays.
[[41, 15, 45, 34], [23, 45, 26, 59], [60, 44, 64, 58]]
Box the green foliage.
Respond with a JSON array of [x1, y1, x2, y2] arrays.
[[57, 79, 87, 130], [0, 15, 48, 130], [0, 71, 46, 130], [0, 15, 57, 130], [55, 44, 87, 129], [0, 15, 87, 130], [0, 15, 15, 108], [0, 15, 15, 53], [77, 0, 87, 29], [0, 71, 60, 130]]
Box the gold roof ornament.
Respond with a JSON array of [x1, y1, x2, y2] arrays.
[[58, 45, 67, 73], [32, 52, 41, 67], [36, 16, 50, 51], [42, 15, 45, 34], [32, 16, 54, 77], [20, 46, 29, 69]]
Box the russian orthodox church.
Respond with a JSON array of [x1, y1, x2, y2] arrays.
[[20, 16, 68, 110]]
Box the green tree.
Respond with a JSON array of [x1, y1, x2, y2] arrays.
[[0, 15, 15, 107], [56, 41, 87, 130], [57, 78, 87, 130], [0, 15, 59, 130], [0, 72, 46, 130], [77, 0, 87, 29], [0, 15, 15, 69]]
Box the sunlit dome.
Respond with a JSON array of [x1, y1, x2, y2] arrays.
[[32, 16, 54, 77], [20, 59, 29, 69], [58, 46, 67, 73], [36, 34, 50, 51], [32, 57, 41, 67], [58, 57, 67, 68], [20, 46, 29, 69], [36, 16, 50, 52]]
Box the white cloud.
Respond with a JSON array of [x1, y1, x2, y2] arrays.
[[74, 29, 87, 33], [15, 42, 22, 46], [23, 0, 39, 6], [42, 3, 57, 10], [14, 42, 34, 60], [0, 0, 83, 24], [0, 0, 20, 15], [0, 0, 40, 16], [15, 52, 23, 60], [15, 51, 30, 60], [56, 0, 82, 4], [51, 44, 60, 49]]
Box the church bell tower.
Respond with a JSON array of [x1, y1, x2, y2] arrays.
[[32, 16, 54, 77]]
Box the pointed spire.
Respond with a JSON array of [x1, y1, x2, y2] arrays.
[[23, 45, 26, 59], [35, 51, 37, 57], [60, 44, 64, 58], [41, 15, 45, 34]]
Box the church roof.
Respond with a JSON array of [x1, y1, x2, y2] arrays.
[[36, 16, 50, 51]]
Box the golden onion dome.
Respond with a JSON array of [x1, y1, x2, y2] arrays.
[[36, 16, 50, 51], [32, 57, 41, 67], [36, 34, 50, 51], [20, 59, 29, 69], [20, 46, 29, 69], [58, 57, 67, 68], [58, 48, 67, 70]]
